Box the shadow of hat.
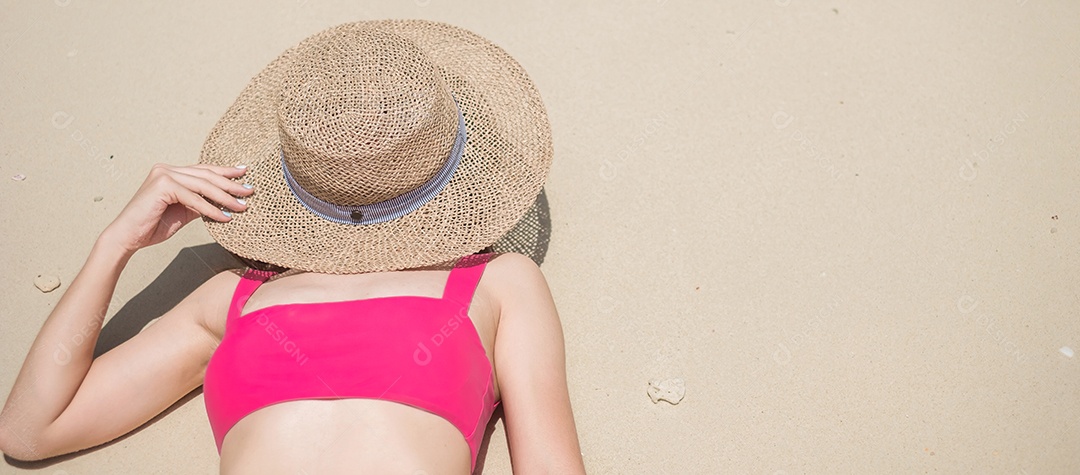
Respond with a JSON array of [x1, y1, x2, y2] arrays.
[[482, 187, 551, 266]]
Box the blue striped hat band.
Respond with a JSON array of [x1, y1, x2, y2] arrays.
[[280, 105, 466, 225]]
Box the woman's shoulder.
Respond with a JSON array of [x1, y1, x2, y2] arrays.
[[202, 267, 247, 290], [484, 252, 543, 278], [481, 252, 549, 298], [189, 268, 247, 337]]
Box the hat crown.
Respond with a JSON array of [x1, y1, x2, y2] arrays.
[[277, 27, 459, 206]]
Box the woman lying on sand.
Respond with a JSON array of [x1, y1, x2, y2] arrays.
[[0, 20, 585, 474]]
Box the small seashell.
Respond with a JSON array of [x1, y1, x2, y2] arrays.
[[647, 378, 686, 405], [1061, 346, 1074, 358], [34, 274, 61, 293], [12, 174, 26, 181]]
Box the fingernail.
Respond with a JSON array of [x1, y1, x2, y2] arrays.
[[222, 210, 232, 218], [235, 164, 247, 169], [242, 183, 253, 189], [237, 198, 246, 205]]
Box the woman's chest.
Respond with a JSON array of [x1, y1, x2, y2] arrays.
[[205, 270, 501, 389]]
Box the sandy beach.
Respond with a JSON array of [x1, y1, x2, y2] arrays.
[[2, 0, 1079, 473]]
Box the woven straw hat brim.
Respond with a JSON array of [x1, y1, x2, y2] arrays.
[[199, 20, 552, 274]]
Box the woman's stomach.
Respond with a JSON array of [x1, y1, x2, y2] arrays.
[[218, 398, 471, 474]]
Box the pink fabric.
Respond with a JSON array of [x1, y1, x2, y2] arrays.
[[204, 254, 498, 469]]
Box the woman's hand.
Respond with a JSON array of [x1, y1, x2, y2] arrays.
[[102, 163, 253, 254], [0, 163, 251, 461]]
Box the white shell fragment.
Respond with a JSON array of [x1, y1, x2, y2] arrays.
[[34, 274, 61, 293], [648, 378, 685, 405], [1061, 346, 1074, 358], [11, 174, 26, 181]]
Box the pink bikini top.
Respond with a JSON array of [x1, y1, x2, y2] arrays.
[[203, 253, 498, 470]]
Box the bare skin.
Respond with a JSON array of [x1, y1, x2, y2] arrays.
[[0, 163, 586, 474]]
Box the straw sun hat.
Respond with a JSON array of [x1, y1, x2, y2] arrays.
[[199, 20, 552, 274]]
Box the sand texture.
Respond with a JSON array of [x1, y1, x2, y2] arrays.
[[2, 0, 1079, 473]]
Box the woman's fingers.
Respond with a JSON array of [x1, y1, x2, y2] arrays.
[[167, 172, 249, 214], [186, 163, 251, 180], [187, 163, 249, 177], [173, 164, 254, 198], [173, 186, 232, 222], [104, 163, 250, 252], [148, 163, 252, 217]]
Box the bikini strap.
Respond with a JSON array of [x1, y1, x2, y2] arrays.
[[442, 253, 495, 308], [226, 268, 277, 322]]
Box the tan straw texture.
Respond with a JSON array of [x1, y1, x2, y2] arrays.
[[200, 20, 552, 274]]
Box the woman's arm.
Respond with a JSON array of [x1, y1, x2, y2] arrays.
[[0, 232, 130, 460], [0, 163, 251, 460], [490, 253, 586, 474], [0, 266, 237, 460]]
